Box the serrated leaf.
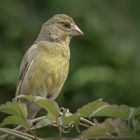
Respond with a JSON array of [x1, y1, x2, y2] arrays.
[[0, 102, 21, 116], [0, 116, 26, 127], [35, 118, 53, 128], [80, 119, 115, 137], [77, 99, 109, 118], [91, 105, 131, 120], [0, 102, 28, 121], [23, 96, 60, 120], [17, 102, 28, 120], [35, 98, 59, 120]]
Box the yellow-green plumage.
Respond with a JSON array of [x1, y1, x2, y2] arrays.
[[22, 41, 70, 98], [15, 14, 83, 118]]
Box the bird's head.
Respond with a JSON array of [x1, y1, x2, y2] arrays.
[[36, 14, 83, 43]]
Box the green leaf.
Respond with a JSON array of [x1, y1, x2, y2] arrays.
[[62, 113, 80, 125], [16, 102, 28, 121], [80, 119, 115, 137], [35, 118, 53, 128], [77, 99, 109, 118], [0, 102, 28, 121], [35, 98, 59, 120], [91, 105, 132, 120], [77, 99, 133, 120], [0, 116, 27, 127], [22, 95, 60, 120], [21, 95, 36, 102]]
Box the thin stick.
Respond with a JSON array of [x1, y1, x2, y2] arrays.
[[0, 128, 32, 140], [5, 128, 37, 139], [31, 115, 46, 123]]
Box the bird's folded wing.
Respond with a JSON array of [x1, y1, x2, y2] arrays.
[[15, 44, 38, 97]]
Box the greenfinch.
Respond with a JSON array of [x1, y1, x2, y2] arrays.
[[15, 14, 83, 118]]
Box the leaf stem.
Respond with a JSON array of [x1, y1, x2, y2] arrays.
[[80, 117, 95, 126], [79, 122, 90, 128]]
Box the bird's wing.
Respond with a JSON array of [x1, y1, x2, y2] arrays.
[[15, 44, 38, 97]]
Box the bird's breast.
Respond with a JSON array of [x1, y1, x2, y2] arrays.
[[29, 52, 69, 98], [44, 56, 69, 90], [23, 42, 70, 99]]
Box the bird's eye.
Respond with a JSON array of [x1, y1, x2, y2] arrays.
[[63, 22, 71, 28]]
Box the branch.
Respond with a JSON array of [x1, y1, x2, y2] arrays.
[[5, 128, 38, 139], [0, 128, 33, 140]]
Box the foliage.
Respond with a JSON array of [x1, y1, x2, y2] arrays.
[[1, 0, 140, 138], [0, 96, 140, 139]]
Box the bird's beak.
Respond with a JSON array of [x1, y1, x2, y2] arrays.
[[70, 25, 84, 36]]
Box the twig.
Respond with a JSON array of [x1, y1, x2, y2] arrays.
[[31, 116, 46, 123], [0, 128, 32, 140], [5, 128, 37, 139], [0, 128, 42, 140]]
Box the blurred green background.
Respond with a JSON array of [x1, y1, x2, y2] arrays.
[[0, 0, 140, 121]]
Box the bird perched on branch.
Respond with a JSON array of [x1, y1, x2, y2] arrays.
[[15, 14, 83, 119]]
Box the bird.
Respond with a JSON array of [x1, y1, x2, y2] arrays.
[[15, 14, 83, 119]]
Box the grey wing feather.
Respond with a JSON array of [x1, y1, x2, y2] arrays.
[[15, 44, 38, 97]]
